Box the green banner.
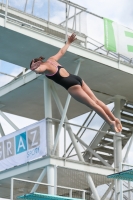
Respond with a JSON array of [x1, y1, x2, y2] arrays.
[[104, 18, 116, 52]]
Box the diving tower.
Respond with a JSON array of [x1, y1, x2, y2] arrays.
[[0, 1, 133, 200]]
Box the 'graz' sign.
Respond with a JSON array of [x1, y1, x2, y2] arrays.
[[0, 120, 47, 171]]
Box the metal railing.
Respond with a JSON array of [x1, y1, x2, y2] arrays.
[[0, 0, 133, 66], [11, 177, 88, 200], [46, 117, 127, 167]]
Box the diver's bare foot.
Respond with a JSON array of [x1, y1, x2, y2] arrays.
[[110, 121, 119, 133], [115, 118, 122, 132]]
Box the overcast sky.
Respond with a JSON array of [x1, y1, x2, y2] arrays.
[[0, 0, 133, 199]]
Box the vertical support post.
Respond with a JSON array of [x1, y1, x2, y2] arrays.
[[110, 95, 126, 200], [85, 36, 87, 48], [48, 0, 50, 27], [72, 7, 76, 31], [54, 122, 59, 156], [79, 13, 81, 34], [4, 0, 8, 27], [44, 77, 54, 194], [82, 191, 85, 199], [54, 165, 57, 195], [114, 97, 122, 200], [128, 181, 131, 200], [87, 174, 100, 200], [119, 163, 123, 200], [47, 165, 54, 194], [24, 0, 28, 12], [65, 1, 68, 42], [69, 189, 72, 197], [44, 77, 53, 155], [64, 123, 66, 166], [31, 0, 35, 14], [10, 178, 14, 200]]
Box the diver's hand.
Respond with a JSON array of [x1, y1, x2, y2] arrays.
[[68, 33, 77, 44]]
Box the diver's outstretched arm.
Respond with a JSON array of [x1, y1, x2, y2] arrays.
[[51, 33, 77, 61]]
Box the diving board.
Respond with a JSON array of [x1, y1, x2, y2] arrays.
[[107, 169, 133, 181], [17, 193, 82, 200]]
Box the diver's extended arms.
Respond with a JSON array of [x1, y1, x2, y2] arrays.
[[51, 33, 77, 61]]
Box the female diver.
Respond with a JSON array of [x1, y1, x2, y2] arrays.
[[30, 33, 122, 133]]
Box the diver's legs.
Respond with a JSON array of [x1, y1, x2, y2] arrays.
[[81, 81, 122, 130], [68, 85, 119, 132]]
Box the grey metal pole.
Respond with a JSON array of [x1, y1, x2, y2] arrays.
[[54, 122, 59, 156], [30, 168, 47, 193], [24, 0, 28, 12], [44, 77, 53, 154], [48, 0, 50, 25], [31, 0, 35, 14], [87, 174, 100, 200], [0, 110, 19, 130], [4, 0, 8, 27], [47, 165, 54, 194], [112, 95, 126, 200], [10, 178, 14, 200], [65, 2, 68, 42], [0, 123, 5, 136], [44, 77, 54, 194]]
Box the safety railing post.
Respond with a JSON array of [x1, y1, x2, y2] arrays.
[[69, 189, 72, 197], [48, 0, 50, 27], [31, 0, 35, 14], [65, 1, 68, 42], [10, 178, 14, 200], [119, 163, 123, 200], [4, 0, 8, 27], [24, 0, 28, 12], [82, 191, 85, 199], [64, 123, 66, 165]]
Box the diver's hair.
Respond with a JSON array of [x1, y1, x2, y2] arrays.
[[30, 56, 45, 68]]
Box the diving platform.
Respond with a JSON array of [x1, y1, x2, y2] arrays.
[[107, 169, 133, 181]]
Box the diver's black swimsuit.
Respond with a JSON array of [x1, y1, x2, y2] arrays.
[[45, 60, 82, 90]]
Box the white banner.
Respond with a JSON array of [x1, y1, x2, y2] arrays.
[[104, 18, 133, 58], [0, 119, 47, 171]]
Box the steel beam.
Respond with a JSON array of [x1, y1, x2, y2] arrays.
[[0, 123, 5, 136], [30, 168, 47, 193], [75, 135, 112, 167], [87, 174, 100, 200], [0, 156, 114, 181], [101, 182, 114, 200], [0, 110, 19, 130]]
